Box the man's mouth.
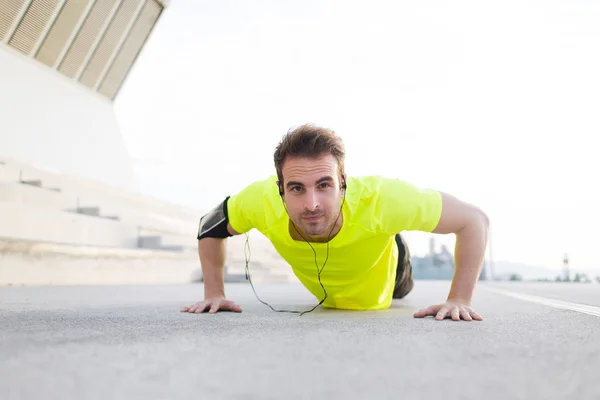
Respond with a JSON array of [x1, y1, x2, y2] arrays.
[[302, 214, 323, 221]]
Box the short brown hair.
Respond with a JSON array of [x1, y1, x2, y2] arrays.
[[273, 124, 346, 187]]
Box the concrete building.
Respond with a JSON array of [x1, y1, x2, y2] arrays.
[[0, 1, 297, 286], [0, 0, 185, 248], [0, 0, 168, 190]]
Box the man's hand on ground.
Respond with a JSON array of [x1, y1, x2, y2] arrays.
[[180, 297, 243, 314], [413, 301, 483, 321]]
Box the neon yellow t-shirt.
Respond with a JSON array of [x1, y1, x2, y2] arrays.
[[227, 175, 443, 310]]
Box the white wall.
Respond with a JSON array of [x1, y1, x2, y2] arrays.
[[0, 44, 136, 191]]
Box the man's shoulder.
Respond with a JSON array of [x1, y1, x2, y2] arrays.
[[226, 175, 281, 234], [348, 175, 419, 197], [347, 175, 442, 234], [233, 175, 279, 198], [347, 174, 440, 213], [227, 175, 281, 218]]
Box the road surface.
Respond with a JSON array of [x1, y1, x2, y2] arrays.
[[1, 280, 599, 399]]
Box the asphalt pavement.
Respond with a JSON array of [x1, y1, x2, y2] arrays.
[[1, 280, 599, 400]]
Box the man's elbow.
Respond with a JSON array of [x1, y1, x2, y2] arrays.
[[459, 206, 489, 237], [433, 192, 490, 236], [473, 207, 490, 235]]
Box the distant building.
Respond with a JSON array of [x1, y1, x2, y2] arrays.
[[562, 253, 570, 282], [412, 237, 455, 280], [411, 237, 491, 280]]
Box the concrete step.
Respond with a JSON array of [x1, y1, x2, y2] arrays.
[[0, 181, 76, 211], [226, 261, 298, 284], [0, 154, 202, 227], [0, 178, 194, 239], [0, 165, 20, 182], [0, 156, 201, 253], [0, 237, 200, 286], [75, 206, 100, 217], [0, 201, 139, 248]]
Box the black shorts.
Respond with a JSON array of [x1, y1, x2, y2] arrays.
[[393, 233, 414, 299]]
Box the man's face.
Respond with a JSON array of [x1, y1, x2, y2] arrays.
[[279, 154, 344, 241]]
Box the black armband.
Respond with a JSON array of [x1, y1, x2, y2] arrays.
[[197, 196, 233, 240]]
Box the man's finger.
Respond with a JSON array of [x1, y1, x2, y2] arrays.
[[425, 305, 440, 315], [219, 301, 242, 313], [208, 301, 221, 314], [226, 302, 243, 313], [413, 305, 438, 318], [435, 307, 449, 320], [470, 310, 483, 321], [451, 307, 460, 321], [459, 309, 472, 321]]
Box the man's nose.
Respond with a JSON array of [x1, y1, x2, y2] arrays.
[[304, 190, 320, 211]]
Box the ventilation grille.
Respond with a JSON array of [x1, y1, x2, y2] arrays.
[[0, 0, 28, 41], [98, 0, 161, 99], [9, 0, 61, 55], [35, 0, 92, 68], [1, 0, 164, 100], [58, 0, 119, 79], [80, 0, 143, 89]]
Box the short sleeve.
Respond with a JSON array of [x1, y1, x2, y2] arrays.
[[226, 179, 269, 234], [378, 178, 443, 234]]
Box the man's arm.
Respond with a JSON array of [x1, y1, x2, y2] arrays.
[[433, 192, 489, 304], [181, 202, 245, 314], [197, 223, 241, 300], [414, 191, 489, 321], [180, 177, 274, 313]]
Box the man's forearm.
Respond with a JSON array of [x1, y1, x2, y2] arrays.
[[198, 238, 227, 298], [447, 214, 489, 304]]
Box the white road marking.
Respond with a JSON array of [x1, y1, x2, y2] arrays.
[[484, 287, 600, 318]]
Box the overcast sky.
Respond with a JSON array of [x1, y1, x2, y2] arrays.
[[114, 0, 600, 273]]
